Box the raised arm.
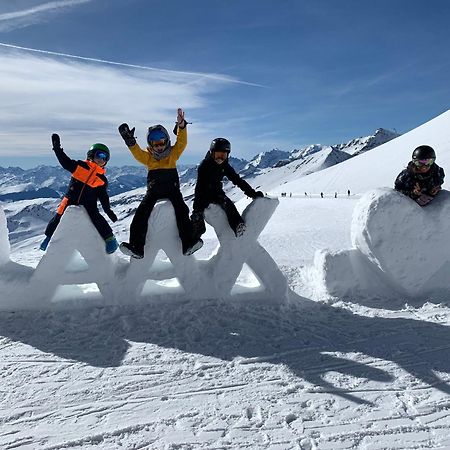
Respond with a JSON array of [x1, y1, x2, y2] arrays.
[[51, 133, 78, 173]]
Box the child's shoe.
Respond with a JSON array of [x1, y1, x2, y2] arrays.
[[119, 242, 144, 259], [39, 236, 50, 251], [105, 236, 119, 254], [235, 222, 246, 237], [183, 239, 203, 256]]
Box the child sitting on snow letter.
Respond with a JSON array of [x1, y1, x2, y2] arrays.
[[395, 145, 445, 207], [190, 137, 264, 241], [40, 134, 118, 254], [118, 108, 202, 259]]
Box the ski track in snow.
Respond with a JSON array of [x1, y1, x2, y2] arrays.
[[1, 198, 450, 449]]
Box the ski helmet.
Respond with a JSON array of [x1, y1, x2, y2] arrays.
[[412, 145, 436, 161], [210, 138, 231, 153], [87, 143, 110, 162], [146, 125, 170, 148]]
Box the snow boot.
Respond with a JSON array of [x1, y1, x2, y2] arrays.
[[183, 238, 203, 256], [235, 222, 246, 237], [39, 236, 50, 251], [105, 236, 119, 254], [119, 242, 144, 259]]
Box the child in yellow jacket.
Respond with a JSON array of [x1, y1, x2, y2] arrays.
[[118, 108, 202, 258]]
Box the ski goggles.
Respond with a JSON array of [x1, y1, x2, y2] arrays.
[[413, 158, 434, 167], [95, 151, 109, 161], [149, 139, 168, 148]]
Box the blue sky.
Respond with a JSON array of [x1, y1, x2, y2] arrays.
[[0, 0, 449, 168]]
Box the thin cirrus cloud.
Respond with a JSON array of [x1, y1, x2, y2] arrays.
[[0, 0, 92, 31], [0, 45, 257, 159]]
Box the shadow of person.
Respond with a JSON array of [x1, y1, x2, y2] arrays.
[[2, 290, 450, 406], [0, 307, 130, 368]]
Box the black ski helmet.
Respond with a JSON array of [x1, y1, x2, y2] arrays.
[[412, 145, 435, 161], [87, 143, 110, 162], [210, 138, 231, 153]]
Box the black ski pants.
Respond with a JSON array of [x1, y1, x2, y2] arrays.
[[193, 194, 243, 240], [129, 189, 193, 253], [45, 204, 113, 240]]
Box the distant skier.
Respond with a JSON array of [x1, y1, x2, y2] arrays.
[[334, 192, 337, 198], [190, 138, 264, 241], [347, 189, 351, 196], [40, 134, 118, 254], [118, 108, 202, 259], [395, 145, 445, 207], [320, 192, 324, 198]]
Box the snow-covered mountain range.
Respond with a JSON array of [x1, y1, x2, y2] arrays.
[[0, 128, 398, 202]]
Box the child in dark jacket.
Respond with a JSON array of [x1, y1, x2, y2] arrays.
[[191, 138, 264, 240], [118, 108, 201, 258], [40, 134, 118, 253], [395, 145, 445, 206]]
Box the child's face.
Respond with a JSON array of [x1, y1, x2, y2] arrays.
[[212, 151, 228, 164], [413, 158, 434, 173], [93, 155, 107, 167], [148, 139, 168, 153]]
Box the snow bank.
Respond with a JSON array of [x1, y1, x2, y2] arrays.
[[0, 198, 288, 311], [312, 188, 450, 300]]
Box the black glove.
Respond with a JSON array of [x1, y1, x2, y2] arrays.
[[118, 123, 136, 147], [107, 210, 118, 222], [191, 211, 206, 238], [51, 133, 62, 151], [252, 191, 264, 198]]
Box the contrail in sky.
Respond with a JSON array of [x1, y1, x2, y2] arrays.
[[0, 1, 92, 21], [0, 42, 265, 88]]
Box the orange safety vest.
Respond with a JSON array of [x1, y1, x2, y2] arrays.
[[56, 161, 106, 214]]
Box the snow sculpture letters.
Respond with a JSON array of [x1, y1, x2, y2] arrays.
[[0, 198, 288, 310]]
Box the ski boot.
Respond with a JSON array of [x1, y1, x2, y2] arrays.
[[39, 236, 51, 251], [119, 242, 144, 259], [183, 239, 203, 256], [105, 236, 119, 254], [235, 222, 246, 237]]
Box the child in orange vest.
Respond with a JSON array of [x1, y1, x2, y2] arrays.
[[39, 134, 118, 254]]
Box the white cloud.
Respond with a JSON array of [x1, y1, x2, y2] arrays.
[[0, 50, 236, 160], [0, 0, 92, 31]]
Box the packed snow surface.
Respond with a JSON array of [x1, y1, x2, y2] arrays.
[[2, 191, 450, 449]]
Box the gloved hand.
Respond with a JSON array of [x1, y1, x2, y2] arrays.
[[415, 194, 434, 207], [252, 190, 264, 198], [176, 108, 187, 129], [51, 133, 62, 151], [107, 210, 118, 222], [191, 211, 206, 238], [118, 123, 136, 147]]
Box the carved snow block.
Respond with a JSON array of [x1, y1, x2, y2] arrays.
[[118, 201, 207, 302], [31, 206, 117, 307], [205, 197, 288, 303]]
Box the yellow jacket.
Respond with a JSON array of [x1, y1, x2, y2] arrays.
[[128, 126, 187, 170]]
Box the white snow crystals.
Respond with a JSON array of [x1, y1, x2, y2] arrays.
[[0, 197, 288, 310]]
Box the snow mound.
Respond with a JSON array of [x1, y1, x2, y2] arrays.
[[0, 198, 288, 311], [312, 188, 450, 300]]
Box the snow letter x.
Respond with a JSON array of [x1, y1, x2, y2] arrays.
[[205, 198, 287, 303]]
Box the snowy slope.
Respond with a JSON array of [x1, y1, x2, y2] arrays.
[[1, 110, 450, 449], [267, 110, 450, 195]]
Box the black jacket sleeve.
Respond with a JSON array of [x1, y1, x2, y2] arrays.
[[394, 169, 416, 197], [224, 164, 257, 197], [436, 166, 445, 186], [97, 182, 112, 213], [53, 147, 78, 173]]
